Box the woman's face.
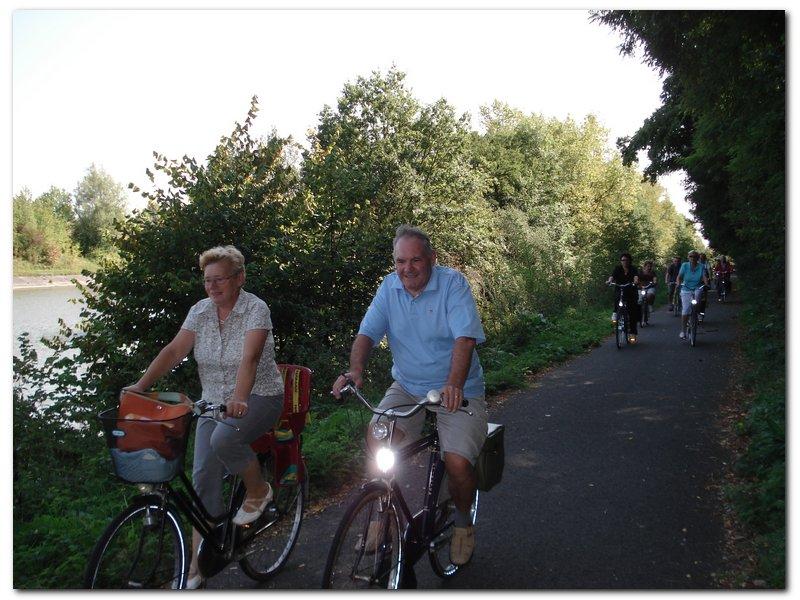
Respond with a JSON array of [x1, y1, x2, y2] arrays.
[[620, 256, 631, 269], [203, 260, 243, 307]]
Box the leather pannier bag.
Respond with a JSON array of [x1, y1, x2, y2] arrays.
[[476, 423, 505, 492]]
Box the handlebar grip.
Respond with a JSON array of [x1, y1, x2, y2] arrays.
[[462, 398, 469, 407]]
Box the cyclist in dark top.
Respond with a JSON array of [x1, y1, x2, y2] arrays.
[[714, 255, 733, 298], [606, 252, 640, 342], [665, 256, 681, 311], [638, 260, 657, 306]]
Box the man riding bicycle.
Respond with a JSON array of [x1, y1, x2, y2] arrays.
[[676, 250, 710, 339], [331, 224, 488, 567], [665, 256, 681, 311]]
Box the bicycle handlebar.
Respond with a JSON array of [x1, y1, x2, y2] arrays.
[[191, 399, 241, 431], [338, 382, 472, 418]]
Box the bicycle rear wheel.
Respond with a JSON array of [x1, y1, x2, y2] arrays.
[[321, 484, 402, 589], [238, 454, 306, 581], [84, 499, 187, 589], [428, 483, 479, 578]]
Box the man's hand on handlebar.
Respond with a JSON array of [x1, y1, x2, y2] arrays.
[[332, 370, 363, 400], [440, 384, 465, 413]]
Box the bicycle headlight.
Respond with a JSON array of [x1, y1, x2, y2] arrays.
[[375, 447, 395, 473], [691, 299, 698, 305], [371, 421, 389, 441], [618, 301, 623, 307]]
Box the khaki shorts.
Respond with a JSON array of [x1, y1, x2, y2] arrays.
[[370, 381, 488, 465]]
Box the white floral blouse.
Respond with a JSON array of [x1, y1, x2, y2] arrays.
[[181, 289, 284, 402]]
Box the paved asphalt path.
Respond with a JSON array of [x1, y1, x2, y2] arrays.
[[209, 296, 739, 590]]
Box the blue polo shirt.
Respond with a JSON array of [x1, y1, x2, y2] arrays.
[[679, 261, 706, 291], [358, 265, 486, 398]]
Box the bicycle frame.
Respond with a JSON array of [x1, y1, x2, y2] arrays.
[[129, 468, 246, 571], [341, 385, 473, 576], [377, 428, 450, 567]]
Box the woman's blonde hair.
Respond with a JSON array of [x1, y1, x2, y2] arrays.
[[199, 245, 245, 272]]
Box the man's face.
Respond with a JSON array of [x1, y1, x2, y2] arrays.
[[394, 236, 435, 296], [673, 258, 680, 265]]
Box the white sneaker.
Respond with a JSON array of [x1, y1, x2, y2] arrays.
[[679, 332, 686, 339]]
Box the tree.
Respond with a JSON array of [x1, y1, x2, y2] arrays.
[[73, 164, 128, 255], [13, 187, 76, 265], [592, 10, 785, 290], [302, 68, 506, 332]]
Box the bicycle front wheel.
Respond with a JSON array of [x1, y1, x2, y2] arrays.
[[321, 484, 403, 589], [690, 311, 698, 347], [428, 483, 479, 578], [83, 499, 187, 589], [615, 314, 624, 349], [623, 312, 630, 345], [238, 455, 307, 581]]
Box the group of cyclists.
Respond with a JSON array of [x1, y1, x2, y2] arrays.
[[92, 227, 737, 589], [608, 250, 734, 343]]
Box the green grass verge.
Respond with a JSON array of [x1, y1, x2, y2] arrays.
[[723, 287, 785, 588]]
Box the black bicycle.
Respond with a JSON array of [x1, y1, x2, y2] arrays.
[[716, 273, 729, 302], [672, 283, 682, 318], [638, 282, 656, 327], [321, 384, 480, 589], [609, 282, 635, 349], [84, 386, 308, 589], [684, 284, 706, 347]]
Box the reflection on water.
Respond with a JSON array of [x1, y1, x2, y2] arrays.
[[13, 285, 85, 360]]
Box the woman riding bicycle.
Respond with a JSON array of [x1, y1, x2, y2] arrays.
[[638, 260, 657, 305], [125, 245, 285, 589], [676, 250, 710, 339], [606, 252, 640, 343]]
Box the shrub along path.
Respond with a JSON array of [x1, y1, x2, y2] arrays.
[[211, 297, 739, 589]]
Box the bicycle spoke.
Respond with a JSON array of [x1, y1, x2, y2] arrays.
[[85, 503, 186, 589]]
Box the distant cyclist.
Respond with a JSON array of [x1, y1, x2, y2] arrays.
[[665, 256, 681, 312], [638, 260, 657, 306], [606, 252, 640, 343], [676, 250, 710, 339], [714, 255, 733, 300]]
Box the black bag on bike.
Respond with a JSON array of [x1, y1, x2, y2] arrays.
[[476, 423, 505, 492]]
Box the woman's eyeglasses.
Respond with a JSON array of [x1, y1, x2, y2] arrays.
[[202, 271, 241, 286]]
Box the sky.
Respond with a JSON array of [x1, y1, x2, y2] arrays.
[[10, 6, 696, 217]]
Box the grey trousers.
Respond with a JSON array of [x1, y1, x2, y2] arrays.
[[192, 392, 283, 517]]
